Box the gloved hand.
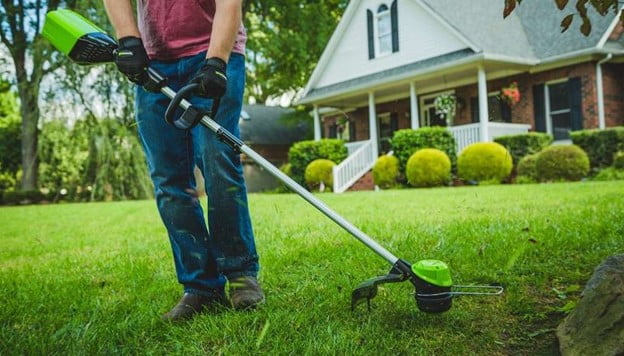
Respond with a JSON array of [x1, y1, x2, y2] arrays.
[[114, 36, 149, 85], [190, 57, 227, 98]]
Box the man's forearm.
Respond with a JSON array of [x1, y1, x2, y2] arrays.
[[103, 0, 141, 39], [207, 0, 243, 62]]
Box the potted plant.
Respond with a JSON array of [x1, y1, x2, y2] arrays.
[[500, 81, 521, 106], [434, 94, 456, 124]]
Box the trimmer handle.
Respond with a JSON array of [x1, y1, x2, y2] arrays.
[[163, 83, 221, 130]]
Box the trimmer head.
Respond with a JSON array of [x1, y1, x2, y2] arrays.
[[351, 259, 503, 313], [42, 9, 117, 65]]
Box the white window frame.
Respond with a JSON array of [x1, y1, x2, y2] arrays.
[[544, 78, 572, 141], [375, 4, 392, 57]]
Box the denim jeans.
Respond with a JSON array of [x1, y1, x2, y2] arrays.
[[135, 52, 258, 297]]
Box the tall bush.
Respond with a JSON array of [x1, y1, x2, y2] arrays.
[[288, 139, 347, 185], [457, 142, 513, 183], [391, 127, 456, 173], [570, 127, 624, 168], [494, 132, 553, 166]]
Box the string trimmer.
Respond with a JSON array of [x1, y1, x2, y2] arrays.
[[42, 9, 503, 313]]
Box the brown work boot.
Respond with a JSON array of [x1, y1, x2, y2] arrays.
[[229, 276, 265, 310], [162, 291, 227, 322]]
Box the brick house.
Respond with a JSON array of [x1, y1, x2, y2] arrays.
[[297, 0, 624, 192]]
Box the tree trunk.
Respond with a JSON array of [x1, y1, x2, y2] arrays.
[[14, 55, 40, 190]]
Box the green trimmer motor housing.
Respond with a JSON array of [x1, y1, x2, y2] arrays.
[[42, 9, 504, 314], [42, 9, 117, 64]]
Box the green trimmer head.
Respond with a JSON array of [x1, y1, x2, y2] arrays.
[[42, 9, 117, 65]]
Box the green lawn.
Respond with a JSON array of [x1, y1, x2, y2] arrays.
[[1, 181, 623, 354]]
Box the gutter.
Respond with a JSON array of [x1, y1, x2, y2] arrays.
[[596, 53, 613, 129]]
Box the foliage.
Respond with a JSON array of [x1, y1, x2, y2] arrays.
[[243, 0, 349, 104], [570, 127, 624, 169], [457, 142, 513, 183], [593, 166, 624, 181], [372, 155, 400, 189], [38, 118, 152, 202], [517, 153, 540, 182], [613, 151, 624, 170], [1, 189, 45, 205], [405, 149, 451, 188], [391, 128, 457, 173], [503, 0, 622, 36], [0, 88, 21, 175], [494, 132, 553, 166], [288, 139, 347, 186], [0, 168, 16, 192], [304, 159, 336, 191], [535, 145, 590, 182]]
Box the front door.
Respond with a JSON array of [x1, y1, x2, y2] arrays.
[[377, 112, 398, 154]]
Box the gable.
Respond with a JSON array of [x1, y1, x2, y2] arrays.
[[313, 0, 471, 90]]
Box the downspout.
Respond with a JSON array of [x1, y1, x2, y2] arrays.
[[596, 53, 613, 129]]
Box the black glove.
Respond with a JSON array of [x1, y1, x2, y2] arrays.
[[190, 57, 227, 98], [114, 36, 149, 85]]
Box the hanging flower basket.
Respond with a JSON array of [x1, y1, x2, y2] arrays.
[[500, 81, 521, 106], [434, 94, 456, 122]]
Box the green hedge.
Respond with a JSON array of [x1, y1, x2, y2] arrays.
[[391, 128, 456, 173], [494, 132, 553, 166], [570, 127, 624, 169], [288, 139, 347, 185], [2, 190, 45, 205]]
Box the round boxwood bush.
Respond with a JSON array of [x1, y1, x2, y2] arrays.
[[406, 148, 451, 187], [517, 153, 539, 182], [305, 159, 336, 191], [535, 144, 590, 182], [457, 142, 513, 183], [373, 155, 400, 188]]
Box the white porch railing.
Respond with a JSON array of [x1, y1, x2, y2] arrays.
[[333, 140, 376, 194], [449, 122, 531, 153], [345, 141, 367, 155]]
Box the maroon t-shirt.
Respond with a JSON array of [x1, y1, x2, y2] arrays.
[[137, 0, 247, 60]]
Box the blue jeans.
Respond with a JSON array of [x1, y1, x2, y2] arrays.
[[135, 52, 258, 297]]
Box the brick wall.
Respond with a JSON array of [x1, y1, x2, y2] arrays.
[[602, 62, 624, 127]]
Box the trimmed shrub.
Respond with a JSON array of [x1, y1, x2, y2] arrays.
[[391, 128, 456, 173], [494, 132, 553, 166], [0, 169, 16, 191], [570, 127, 624, 168], [288, 139, 347, 185], [613, 151, 624, 170], [406, 149, 451, 187], [517, 154, 539, 182], [304, 159, 336, 191], [457, 142, 513, 183], [535, 145, 590, 182], [372, 155, 400, 188], [593, 167, 624, 181]]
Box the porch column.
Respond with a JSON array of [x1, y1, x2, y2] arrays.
[[368, 92, 379, 157], [477, 65, 490, 141], [410, 82, 420, 129], [313, 104, 322, 141], [596, 54, 612, 129]]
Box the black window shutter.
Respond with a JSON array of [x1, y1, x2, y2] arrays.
[[367, 10, 375, 59], [391, 0, 399, 53], [470, 97, 479, 123], [501, 100, 512, 123], [349, 121, 356, 141], [568, 77, 583, 131], [329, 124, 337, 139], [533, 84, 546, 132]]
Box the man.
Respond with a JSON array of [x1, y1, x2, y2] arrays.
[[102, 0, 264, 321]]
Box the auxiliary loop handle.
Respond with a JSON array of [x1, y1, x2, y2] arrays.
[[163, 83, 221, 130]]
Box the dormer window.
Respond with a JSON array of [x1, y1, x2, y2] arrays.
[[367, 1, 399, 59]]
